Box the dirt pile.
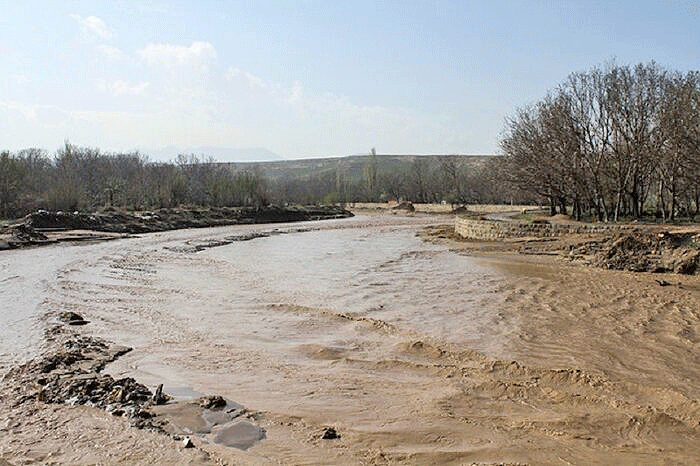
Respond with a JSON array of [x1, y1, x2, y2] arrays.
[[25, 205, 352, 233], [0, 223, 50, 249], [391, 201, 415, 211], [1, 205, 353, 249], [571, 230, 700, 274]]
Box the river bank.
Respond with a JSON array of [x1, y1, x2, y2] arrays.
[[0, 205, 353, 250]]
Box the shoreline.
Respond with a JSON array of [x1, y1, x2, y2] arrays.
[[2, 314, 267, 454], [422, 218, 700, 277], [0, 205, 353, 250]]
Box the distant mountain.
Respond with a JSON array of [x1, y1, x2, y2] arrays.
[[144, 146, 283, 163]]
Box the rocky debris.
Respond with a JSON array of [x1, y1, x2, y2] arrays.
[[568, 230, 700, 275], [4, 320, 267, 451], [197, 395, 227, 409], [3, 324, 167, 432]]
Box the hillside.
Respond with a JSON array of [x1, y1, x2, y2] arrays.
[[216, 154, 496, 182]]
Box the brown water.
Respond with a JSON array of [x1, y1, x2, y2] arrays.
[[4, 214, 700, 465], [43, 215, 514, 412]]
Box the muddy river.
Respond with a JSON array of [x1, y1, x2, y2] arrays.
[[3, 213, 700, 464]]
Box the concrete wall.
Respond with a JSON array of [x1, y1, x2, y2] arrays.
[[455, 217, 625, 240]]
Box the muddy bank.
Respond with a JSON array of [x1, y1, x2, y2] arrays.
[[1, 312, 268, 464], [0, 205, 352, 249], [441, 220, 700, 275], [569, 228, 700, 274]]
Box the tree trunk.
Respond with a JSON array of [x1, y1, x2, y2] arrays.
[[658, 180, 666, 222], [670, 178, 677, 222], [631, 187, 640, 219], [613, 190, 622, 223], [574, 197, 582, 221]]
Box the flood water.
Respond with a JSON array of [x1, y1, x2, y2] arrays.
[[0, 214, 510, 399]]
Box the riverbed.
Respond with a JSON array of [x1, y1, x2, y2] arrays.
[[3, 213, 700, 465]]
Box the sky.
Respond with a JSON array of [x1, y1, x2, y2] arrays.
[[1, 1, 699, 161]]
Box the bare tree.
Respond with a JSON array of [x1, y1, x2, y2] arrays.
[[363, 148, 378, 201]]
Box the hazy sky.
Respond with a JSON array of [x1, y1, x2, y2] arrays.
[[1, 1, 698, 160]]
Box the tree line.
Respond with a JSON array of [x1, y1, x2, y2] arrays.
[[500, 61, 700, 221], [0, 143, 269, 218], [269, 153, 516, 207], [0, 145, 518, 219]]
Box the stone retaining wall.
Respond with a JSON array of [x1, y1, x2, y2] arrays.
[[455, 217, 626, 240]]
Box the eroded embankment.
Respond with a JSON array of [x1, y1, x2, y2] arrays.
[[455, 216, 700, 275], [0, 205, 353, 249]]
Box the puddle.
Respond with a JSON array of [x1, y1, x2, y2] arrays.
[[211, 420, 266, 450]]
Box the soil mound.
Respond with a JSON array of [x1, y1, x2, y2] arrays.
[[451, 205, 471, 214], [392, 201, 415, 212], [574, 230, 700, 274], [1, 223, 50, 248], [1, 205, 353, 249], [24, 205, 352, 233]]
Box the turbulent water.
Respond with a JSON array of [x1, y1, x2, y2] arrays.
[[4, 213, 700, 464]]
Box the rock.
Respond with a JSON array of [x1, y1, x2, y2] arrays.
[[183, 437, 194, 448], [197, 395, 227, 409], [321, 427, 340, 439], [107, 386, 126, 403], [152, 383, 170, 405], [67, 319, 89, 326], [58, 312, 89, 326]]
